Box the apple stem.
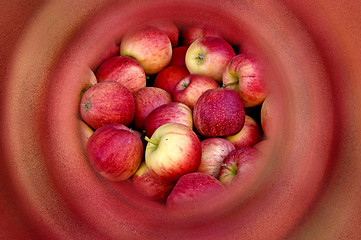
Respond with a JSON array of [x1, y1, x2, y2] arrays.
[[222, 81, 238, 89], [144, 136, 158, 146], [221, 163, 237, 175]]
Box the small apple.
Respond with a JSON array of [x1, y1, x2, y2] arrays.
[[168, 46, 188, 67], [144, 123, 201, 182], [173, 74, 219, 110], [95, 56, 146, 93], [222, 53, 266, 107], [85, 124, 143, 181], [132, 162, 176, 202], [79, 120, 94, 147], [80, 81, 135, 129], [193, 88, 245, 137], [225, 115, 263, 149], [133, 87, 172, 130], [197, 138, 235, 178], [180, 25, 221, 46], [166, 172, 226, 211], [120, 26, 172, 75], [218, 147, 262, 187], [144, 102, 193, 137], [185, 37, 235, 82], [153, 66, 189, 95], [79, 68, 97, 99]]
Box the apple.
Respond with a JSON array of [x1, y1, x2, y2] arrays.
[[144, 102, 193, 137], [95, 56, 146, 93], [197, 138, 235, 178], [260, 96, 279, 138], [120, 26, 172, 75], [80, 68, 97, 99], [218, 147, 262, 187], [185, 37, 235, 82], [153, 65, 189, 95], [222, 53, 267, 107], [168, 46, 188, 67], [193, 88, 245, 137], [144, 123, 201, 182], [79, 120, 94, 147], [148, 20, 179, 47], [225, 115, 263, 149], [173, 74, 219, 110], [85, 123, 143, 181], [80, 81, 135, 129], [180, 25, 221, 46], [133, 87, 172, 130], [166, 172, 226, 211], [132, 162, 176, 202]]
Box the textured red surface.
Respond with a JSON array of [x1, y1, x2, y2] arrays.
[[1, 0, 361, 239]]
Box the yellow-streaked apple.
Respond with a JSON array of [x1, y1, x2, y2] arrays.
[[185, 37, 235, 82], [144, 123, 201, 182]]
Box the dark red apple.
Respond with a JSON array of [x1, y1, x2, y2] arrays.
[[85, 124, 143, 181], [153, 66, 189, 95], [168, 46, 188, 67], [193, 88, 245, 137], [80, 81, 135, 129], [132, 87, 172, 130]]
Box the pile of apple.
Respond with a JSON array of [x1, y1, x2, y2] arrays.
[[79, 21, 268, 211]]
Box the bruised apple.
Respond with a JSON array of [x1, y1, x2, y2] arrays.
[[85, 124, 143, 181], [80, 81, 135, 129]]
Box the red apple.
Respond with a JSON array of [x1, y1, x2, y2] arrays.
[[85, 124, 143, 181], [95, 56, 146, 93], [185, 37, 235, 82], [173, 74, 219, 110], [120, 27, 172, 75], [198, 138, 235, 178], [144, 102, 193, 137], [181, 25, 221, 46], [222, 53, 267, 107], [133, 87, 172, 130], [80, 81, 135, 129], [168, 46, 188, 67], [225, 115, 263, 149], [153, 66, 189, 95], [148, 20, 179, 47], [166, 172, 226, 211], [193, 88, 245, 137], [144, 123, 201, 182], [132, 162, 175, 202], [218, 147, 262, 187]]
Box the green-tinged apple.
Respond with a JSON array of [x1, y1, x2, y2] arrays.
[[193, 88, 245, 137], [80, 81, 135, 129], [168, 46, 188, 67], [95, 56, 146, 93], [197, 138, 235, 178], [85, 124, 143, 181], [222, 53, 267, 107], [180, 25, 221, 46], [80, 68, 97, 99], [144, 123, 201, 181], [185, 37, 235, 82], [120, 26, 172, 75], [133, 87, 172, 130], [173, 74, 219, 110], [144, 102, 193, 137], [166, 172, 226, 211], [79, 120, 94, 147], [225, 115, 263, 149], [218, 147, 262, 187], [153, 66, 189, 95], [132, 162, 176, 202]]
